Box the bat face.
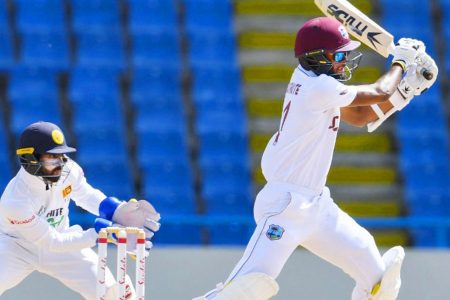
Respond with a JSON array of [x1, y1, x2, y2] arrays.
[[315, 0, 394, 57]]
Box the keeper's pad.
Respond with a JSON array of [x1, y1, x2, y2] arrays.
[[369, 246, 405, 300], [193, 272, 279, 300], [105, 274, 136, 300]]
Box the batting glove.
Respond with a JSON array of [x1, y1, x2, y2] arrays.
[[398, 52, 438, 98], [392, 38, 425, 72]]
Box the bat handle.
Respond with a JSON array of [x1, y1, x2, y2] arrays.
[[420, 68, 433, 81]]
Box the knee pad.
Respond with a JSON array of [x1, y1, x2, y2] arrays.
[[105, 274, 136, 300], [369, 246, 405, 300], [193, 272, 279, 300]]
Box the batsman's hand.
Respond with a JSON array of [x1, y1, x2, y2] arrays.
[[112, 198, 161, 239], [392, 38, 425, 71], [399, 52, 438, 98]]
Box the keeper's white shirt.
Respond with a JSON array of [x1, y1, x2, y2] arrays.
[[261, 65, 357, 194], [0, 159, 105, 252]]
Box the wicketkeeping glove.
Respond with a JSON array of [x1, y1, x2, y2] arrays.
[[112, 198, 161, 240]]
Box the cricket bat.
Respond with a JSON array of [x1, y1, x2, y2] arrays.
[[314, 0, 433, 80]]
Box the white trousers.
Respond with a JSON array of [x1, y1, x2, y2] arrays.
[[225, 182, 386, 299], [0, 232, 115, 299]]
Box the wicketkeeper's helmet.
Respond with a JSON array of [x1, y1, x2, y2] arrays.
[[16, 121, 76, 182]]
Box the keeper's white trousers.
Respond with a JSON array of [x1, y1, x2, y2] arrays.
[[225, 182, 386, 300], [0, 229, 115, 300]]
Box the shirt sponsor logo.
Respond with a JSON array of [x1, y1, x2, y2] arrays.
[[266, 224, 285, 241], [8, 214, 36, 225], [46, 208, 65, 228], [62, 185, 72, 198]]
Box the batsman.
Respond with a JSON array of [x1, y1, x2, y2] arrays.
[[0, 121, 161, 299], [195, 15, 438, 300]]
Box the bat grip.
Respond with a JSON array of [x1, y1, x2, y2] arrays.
[[420, 68, 433, 81]]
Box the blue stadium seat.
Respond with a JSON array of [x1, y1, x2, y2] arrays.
[[75, 128, 128, 164], [404, 165, 450, 197], [72, 98, 125, 133], [19, 31, 69, 70], [201, 160, 253, 215], [410, 228, 444, 248], [142, 160, 193, 192], [143, 184, 196, 215], [183, 0, 233, 33], [187, 31, 237, 67], [137, 130, 189, 165], [128, 0, 178, 32], [134, 99, 187, 134], [407, 191, 450, 216], [76, 31, 125, 70], [198, 131, 249, 163], [130, 66, 182, 101], [71, 0, 120, 32], [195, 99, 244, 118], [8, 68, 62, 135], [397, 102, 446, 132], [130, 30, 181, 68], [191, 65, 242, 102], [0, 29, 13, 70], [209, 223, 254, 245], [0, 0, 8, 28], [0, 114, 11, 191], [69, 67, 120, 101], [153, 221, 202, 245], [9, 99, 63, 136], [8, 67, 58, 102], [80, 161, 134, 200], [196, 110, 247, 137], [15, 0, 65, 33]]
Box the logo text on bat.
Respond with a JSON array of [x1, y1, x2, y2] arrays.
[[326, 4, 382, 49]]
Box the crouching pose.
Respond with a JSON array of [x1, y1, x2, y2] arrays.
[[0, 121, 161, 300], [195, 17, 437, 300]]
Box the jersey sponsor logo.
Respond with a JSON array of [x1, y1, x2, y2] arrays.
[[62, 185, 72, 198], [286, 82, 302, 95], [8, 214, 36, 225], [328, 116, 339, 131], [266, 224, 285, 241], [47, 215, 65, 228], [46, 208, 65, 227]]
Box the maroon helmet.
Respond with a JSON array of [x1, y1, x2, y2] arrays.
[[294, 17, 362, 80]]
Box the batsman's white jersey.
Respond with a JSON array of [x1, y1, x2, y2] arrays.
[[261, 65, 356, 193], [222, 66, 387, 300], [0, 159, 115, 299]]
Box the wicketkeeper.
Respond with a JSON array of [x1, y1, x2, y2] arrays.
[[0, 121, 160, 300]]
